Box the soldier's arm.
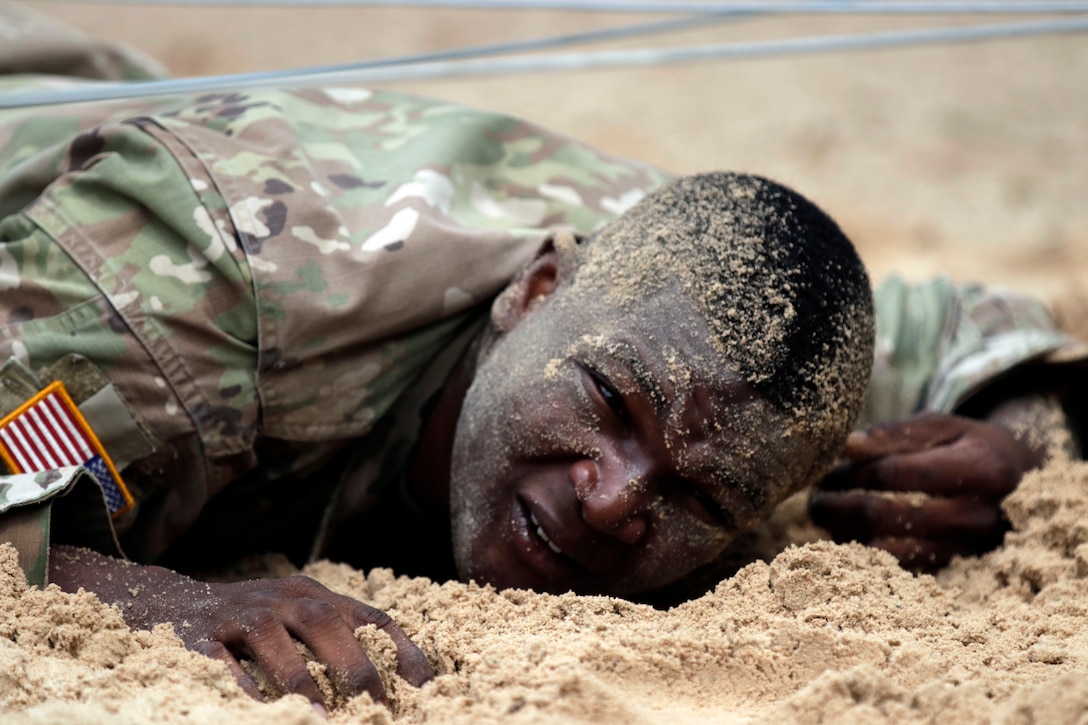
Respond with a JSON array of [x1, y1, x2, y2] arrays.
[[0, 98, 434, 710], [48, 544, 434, 709]]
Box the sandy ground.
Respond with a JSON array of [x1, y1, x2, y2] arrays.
[[3, 3, 1088, 723]]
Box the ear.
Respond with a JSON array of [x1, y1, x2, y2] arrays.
[[491, 232, 579, 333]]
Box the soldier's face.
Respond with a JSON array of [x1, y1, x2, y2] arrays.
[[447, 285, 805, 597]]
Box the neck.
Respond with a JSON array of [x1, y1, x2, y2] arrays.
[[403, 327, 492, 522]]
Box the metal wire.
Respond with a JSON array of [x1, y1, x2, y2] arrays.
[[3, 15, 1086, 108], [0, 9, 755, 105], [183, 11, 755, 69], [24, 0, 1088, 12]]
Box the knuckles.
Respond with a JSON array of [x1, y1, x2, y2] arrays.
[[353, 603, 395, 632], [293, 597, 343, 631], [232, 606, 282, 641], [191, 639, 232, 659], [276, 574, 333, 599]]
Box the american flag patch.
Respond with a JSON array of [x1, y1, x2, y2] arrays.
[[0, 381, 133, 518]]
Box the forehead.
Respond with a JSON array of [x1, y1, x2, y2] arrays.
[[565, 284, 740, 391]]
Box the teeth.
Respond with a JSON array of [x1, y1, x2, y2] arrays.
[[529, 511, 563, 554]]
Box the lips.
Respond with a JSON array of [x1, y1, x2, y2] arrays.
[[529, 510, 564, 554], [507, 496, 581, 589], [498, 472, 639, 594], [514, 492, 626, 578]]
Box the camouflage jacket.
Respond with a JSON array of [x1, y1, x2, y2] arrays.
[[863, 276, 1087, 427], [0, 84, 667, 584], [0, 83, 1083, 588]]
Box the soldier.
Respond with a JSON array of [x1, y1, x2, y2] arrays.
[[1, 5, 1083, 713]]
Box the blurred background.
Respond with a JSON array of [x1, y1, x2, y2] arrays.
[[25, 1, 1088, 306]]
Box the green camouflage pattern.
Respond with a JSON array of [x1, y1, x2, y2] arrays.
[[0, 82, 669, 568], [861, 275, 1087, 426]]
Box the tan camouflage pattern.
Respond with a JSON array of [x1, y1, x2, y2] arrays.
[[0, 82, 669, 569], [861, 276, 1087, 426]]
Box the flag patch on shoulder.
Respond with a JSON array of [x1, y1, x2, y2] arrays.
[[0, 381, 133, 517]]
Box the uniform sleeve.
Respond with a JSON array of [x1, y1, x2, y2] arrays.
[[0, 105, 262, 567], [0, 467, 121, 587], [859, 275, 1088, 428]]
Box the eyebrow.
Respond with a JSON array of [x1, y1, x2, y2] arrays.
[[602, 339, 669, 418]]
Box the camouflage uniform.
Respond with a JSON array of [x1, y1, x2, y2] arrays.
[[0, 8, 1083, 587], [862, 276, 1088, 428], [0, 79, 671, 584]]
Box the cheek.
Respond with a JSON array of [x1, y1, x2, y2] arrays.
[[617, 503, 735, 592], [448, 348, 576, 535], [483, 365, 600, 462]]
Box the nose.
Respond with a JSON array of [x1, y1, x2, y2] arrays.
[[568, 459, 650, 544]]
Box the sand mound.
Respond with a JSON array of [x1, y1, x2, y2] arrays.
[[3, 455, 1087, 724]]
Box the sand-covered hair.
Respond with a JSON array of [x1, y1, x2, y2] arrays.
[[566, 171, 875, 480]]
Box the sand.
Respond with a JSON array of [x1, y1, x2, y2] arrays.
[[3, 456, 1088, 724], [4, 5, 1088, 724]]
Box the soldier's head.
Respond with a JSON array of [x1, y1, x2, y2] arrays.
[[448, 172, 875, 598]]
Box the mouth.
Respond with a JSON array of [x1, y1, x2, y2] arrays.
[[511, 492, 632, 584], [509, 496, 581, 586], [529, 510, 564, 554]]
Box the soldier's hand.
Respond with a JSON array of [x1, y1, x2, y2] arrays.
[[49, 549, 433, 712], [807, 412, 1045, 572], [182, 575, 434, 709]]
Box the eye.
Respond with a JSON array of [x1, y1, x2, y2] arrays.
[[686, 485, 735, 530], [587, 369, 630, 424]]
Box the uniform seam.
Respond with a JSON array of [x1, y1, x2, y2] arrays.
[[24, 123, 251, 473]]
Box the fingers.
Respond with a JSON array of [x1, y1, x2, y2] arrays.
[[187, 576, 434, 711], [214, 606, 329, 706], [809, 491, 1004, 541], [870, 531, 1011, 573], [342, 600, 435, 688], [808, 491, 1010, 572], [840, 414, 963, 462], [821, 437, 1021, 499], [284, 597, 387, 704], [814, 413, 1032, 573], [278, 576, 434, 692], [869, 536, 959, 572]]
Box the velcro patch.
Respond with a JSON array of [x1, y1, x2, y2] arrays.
[[0, 381, 133, 518]]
